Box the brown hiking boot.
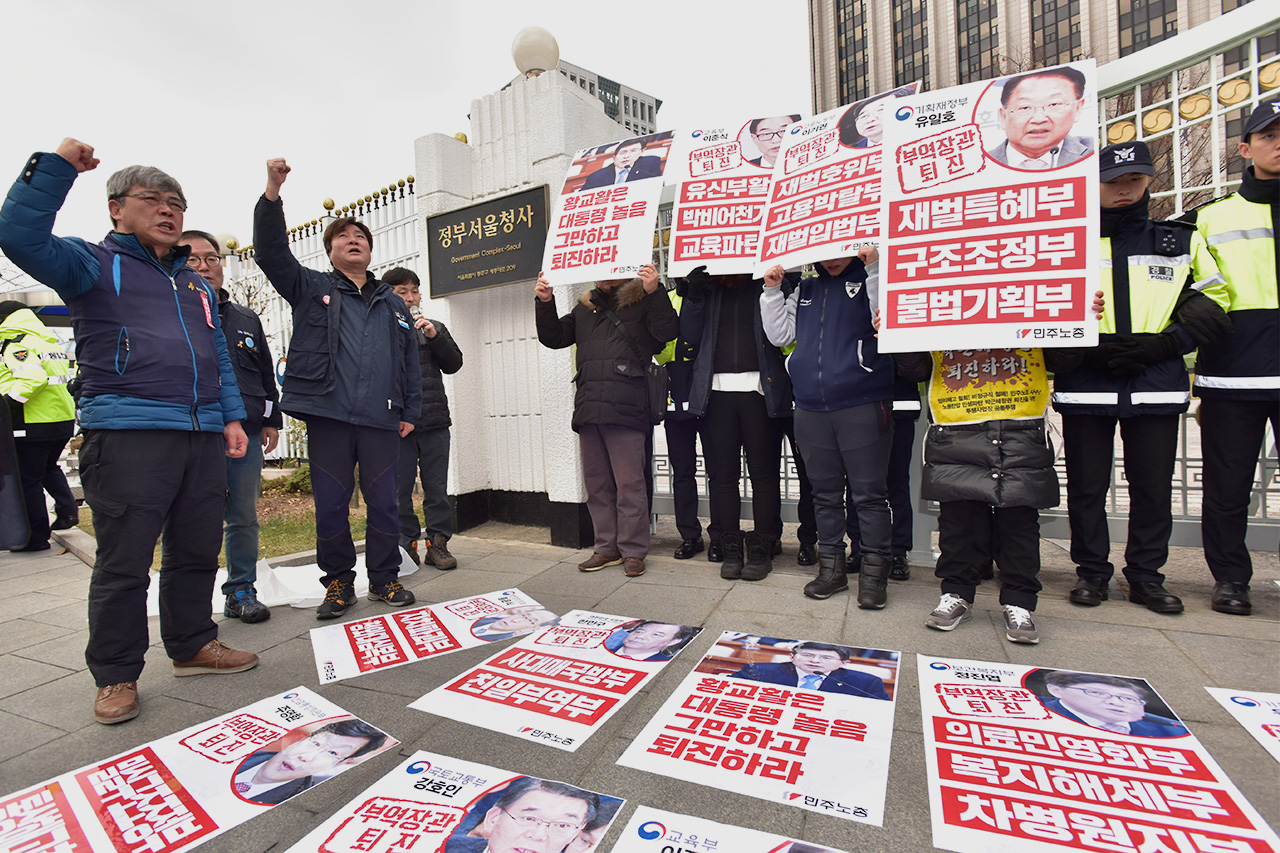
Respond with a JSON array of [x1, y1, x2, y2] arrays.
[[172, 639, 259, 677], [425, 537, 458, 570], [578, 553, 623, 572], [94, 682, 139, 724]]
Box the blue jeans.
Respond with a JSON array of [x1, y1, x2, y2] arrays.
[[222, 431, 264, 593]]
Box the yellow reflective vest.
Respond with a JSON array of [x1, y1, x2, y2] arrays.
[[0, 307, 75, 439]]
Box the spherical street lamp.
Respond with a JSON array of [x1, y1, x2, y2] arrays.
[[512, 27, 559, 78]]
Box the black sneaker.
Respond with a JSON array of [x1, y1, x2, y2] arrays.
[[720, 532, 744, 580], [889, 555, 910, 581], [741, 532, 774, 581], [51, 512, 80, 531], [369, 580, 416, 607], [316, 580, 356, 620], [224, 586, 271, 623]]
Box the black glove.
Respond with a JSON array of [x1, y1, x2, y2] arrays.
[[682, 265, 710, 302], [1106, 333, 1179, 376], [1174, 291, 1231, 348], [1105, 338, 1148, 377], [1081, 338, 1131, 371]]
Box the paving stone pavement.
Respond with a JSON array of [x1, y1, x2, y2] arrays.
[[1, 524, 1276, 852]]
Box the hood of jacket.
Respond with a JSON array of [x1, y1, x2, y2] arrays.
[[0, 307, 57, 343], [579, 277, 647, 311]]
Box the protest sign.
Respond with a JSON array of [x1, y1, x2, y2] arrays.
[[0, 687, 397, 853], [409, 611, 702, 752], [617, 633, 900, 826], [310, 589, 558, 684], [1205, 688, 1280, 764], [542, 131, 674, 285], [753, 85, 918, 275], [613, 805, 850, 853], [284, 750, 625, 853], [878, 62, 1100, 352], [919, 655, 1280, 853], [667, 114, 802, 276]]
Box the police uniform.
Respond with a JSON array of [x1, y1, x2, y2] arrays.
[[1054, 142, 1228, 613], [1178, 99, 1280, 615]]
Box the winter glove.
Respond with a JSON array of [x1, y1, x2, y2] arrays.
[[1106, 333, 1180, 377], [1081, 338, 1133, 371], [1174, 290, 1231, 348], [682, 265, 710, 302]]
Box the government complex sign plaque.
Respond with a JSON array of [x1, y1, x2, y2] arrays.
[[426, 186, 549, 297]]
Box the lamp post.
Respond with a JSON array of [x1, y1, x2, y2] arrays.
[[511, 26, 559, 77]]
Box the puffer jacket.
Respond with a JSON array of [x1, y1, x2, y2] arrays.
[[535, 278, 679, 432], [894, 348, 1083, 509], [413, 319, 463, 430]]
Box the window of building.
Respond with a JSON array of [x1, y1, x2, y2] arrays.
[[836, 0, 871, 103], [1117, 0, 1177, 56], [956, 0, 999, 83], [624, 95, 631, 115], [1031, 0, 1081, 66], [649, 103, 654, 122], [589, 82, 596, 94], [570, 74, 577, 82], [893, 0, 929, 87]]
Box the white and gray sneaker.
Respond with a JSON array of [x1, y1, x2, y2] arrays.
[[925, 593, 972, 631], [1003, 605, 1040, 644]]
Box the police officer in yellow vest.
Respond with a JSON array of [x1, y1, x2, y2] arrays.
[[1054, 142, 1230, 614], [0, 302, 77, 552], [1179, 98, 1280, 616]]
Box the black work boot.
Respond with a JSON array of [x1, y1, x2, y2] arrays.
[[803, 550, 849, 600], [857, 553, 890, 609], [720, 532, 744, 580], [741, 532, 774, 581]]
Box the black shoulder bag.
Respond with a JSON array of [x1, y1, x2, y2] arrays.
[[602, 307, 668, 426]]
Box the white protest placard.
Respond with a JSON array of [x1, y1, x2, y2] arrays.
[[542, 131, 674, 285], [666, 114, 803, 277], [408, 611, 702, 752], [617, 633, 900, 826], [310, 589, 556, 684], [613, 805, 850, 853], [1205, 688, 1280, 764], [752, 85, 919, 275], [284, 750, 626, 853], [878, 62, 1100, 352], [919, 655, 1280, 853], [0, 687, 397, 853]]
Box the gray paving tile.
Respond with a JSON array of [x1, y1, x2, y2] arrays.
[[0, 654, 76, 700], [0, 709, 66, 763], [0, 618, 77, 656]]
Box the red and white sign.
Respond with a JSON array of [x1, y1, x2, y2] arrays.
[[309, 589, 556, 683], [667, 114, 803, 276], [614, 805, 850, 853], [920, 656, 1280, 852], [285, 751, 626, 853], [1205, 688, 1280, 765], [753, 85, 918, 275], [542, 131, 674, 284], [617, 633, 900, 826], [408, 611, 702, 752], [0, 688, 397, 853], [879, 62, 1099, 352]]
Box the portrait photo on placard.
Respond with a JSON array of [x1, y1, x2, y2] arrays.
[[230, 716, 395, 806], [1024, 667, 1190, 738]]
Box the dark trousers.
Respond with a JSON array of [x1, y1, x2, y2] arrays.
[[937, 500, 1042, 610], [14, 435, 71, 548], [1063, 413, 1180, 584], [79, 430, 225, 686], [664, 415, 719, 542], [42, 448, 76, 518], [782, 418, 817, 546], [1200, 398, 1280, 584], [847, 415, 917, 555], [579, 423, 649, 558], [397, 426, 453, 547], [703, 391, 783, 536], [794, 402, 892, 555], [307, 416, 402, 588]]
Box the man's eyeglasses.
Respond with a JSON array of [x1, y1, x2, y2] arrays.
[[185, 256, 221, 269], [500, 808, 584, 835], [116, 192, 187, 213], [1008, 102, 1075, 118], [1066, 686, 1146, 705], [752, 130, 789, 141]]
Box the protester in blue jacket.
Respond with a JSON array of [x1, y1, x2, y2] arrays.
[[254, 158, 421, 620], [0, 138, 258, 727]]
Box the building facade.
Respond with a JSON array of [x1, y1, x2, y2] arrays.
[[809, 0, 1272, 112], [555, 60, 662, 136]]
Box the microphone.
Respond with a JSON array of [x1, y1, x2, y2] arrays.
[[411, 308, 428, 346]]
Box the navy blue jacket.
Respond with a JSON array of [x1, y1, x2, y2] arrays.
[[680, 279, 792, 418], [1042, 697, 1189, 738], [253, 196, 420, 430], [218, 291, 282, 434], [760, 260, 893, 412], [0, 152, 244, 432], [730, 661, 890, 701]]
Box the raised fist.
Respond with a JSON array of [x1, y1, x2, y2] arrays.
[[535, 272, 553, 302], [55, 138, 99, 173], [265, 158, 291, 199]]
